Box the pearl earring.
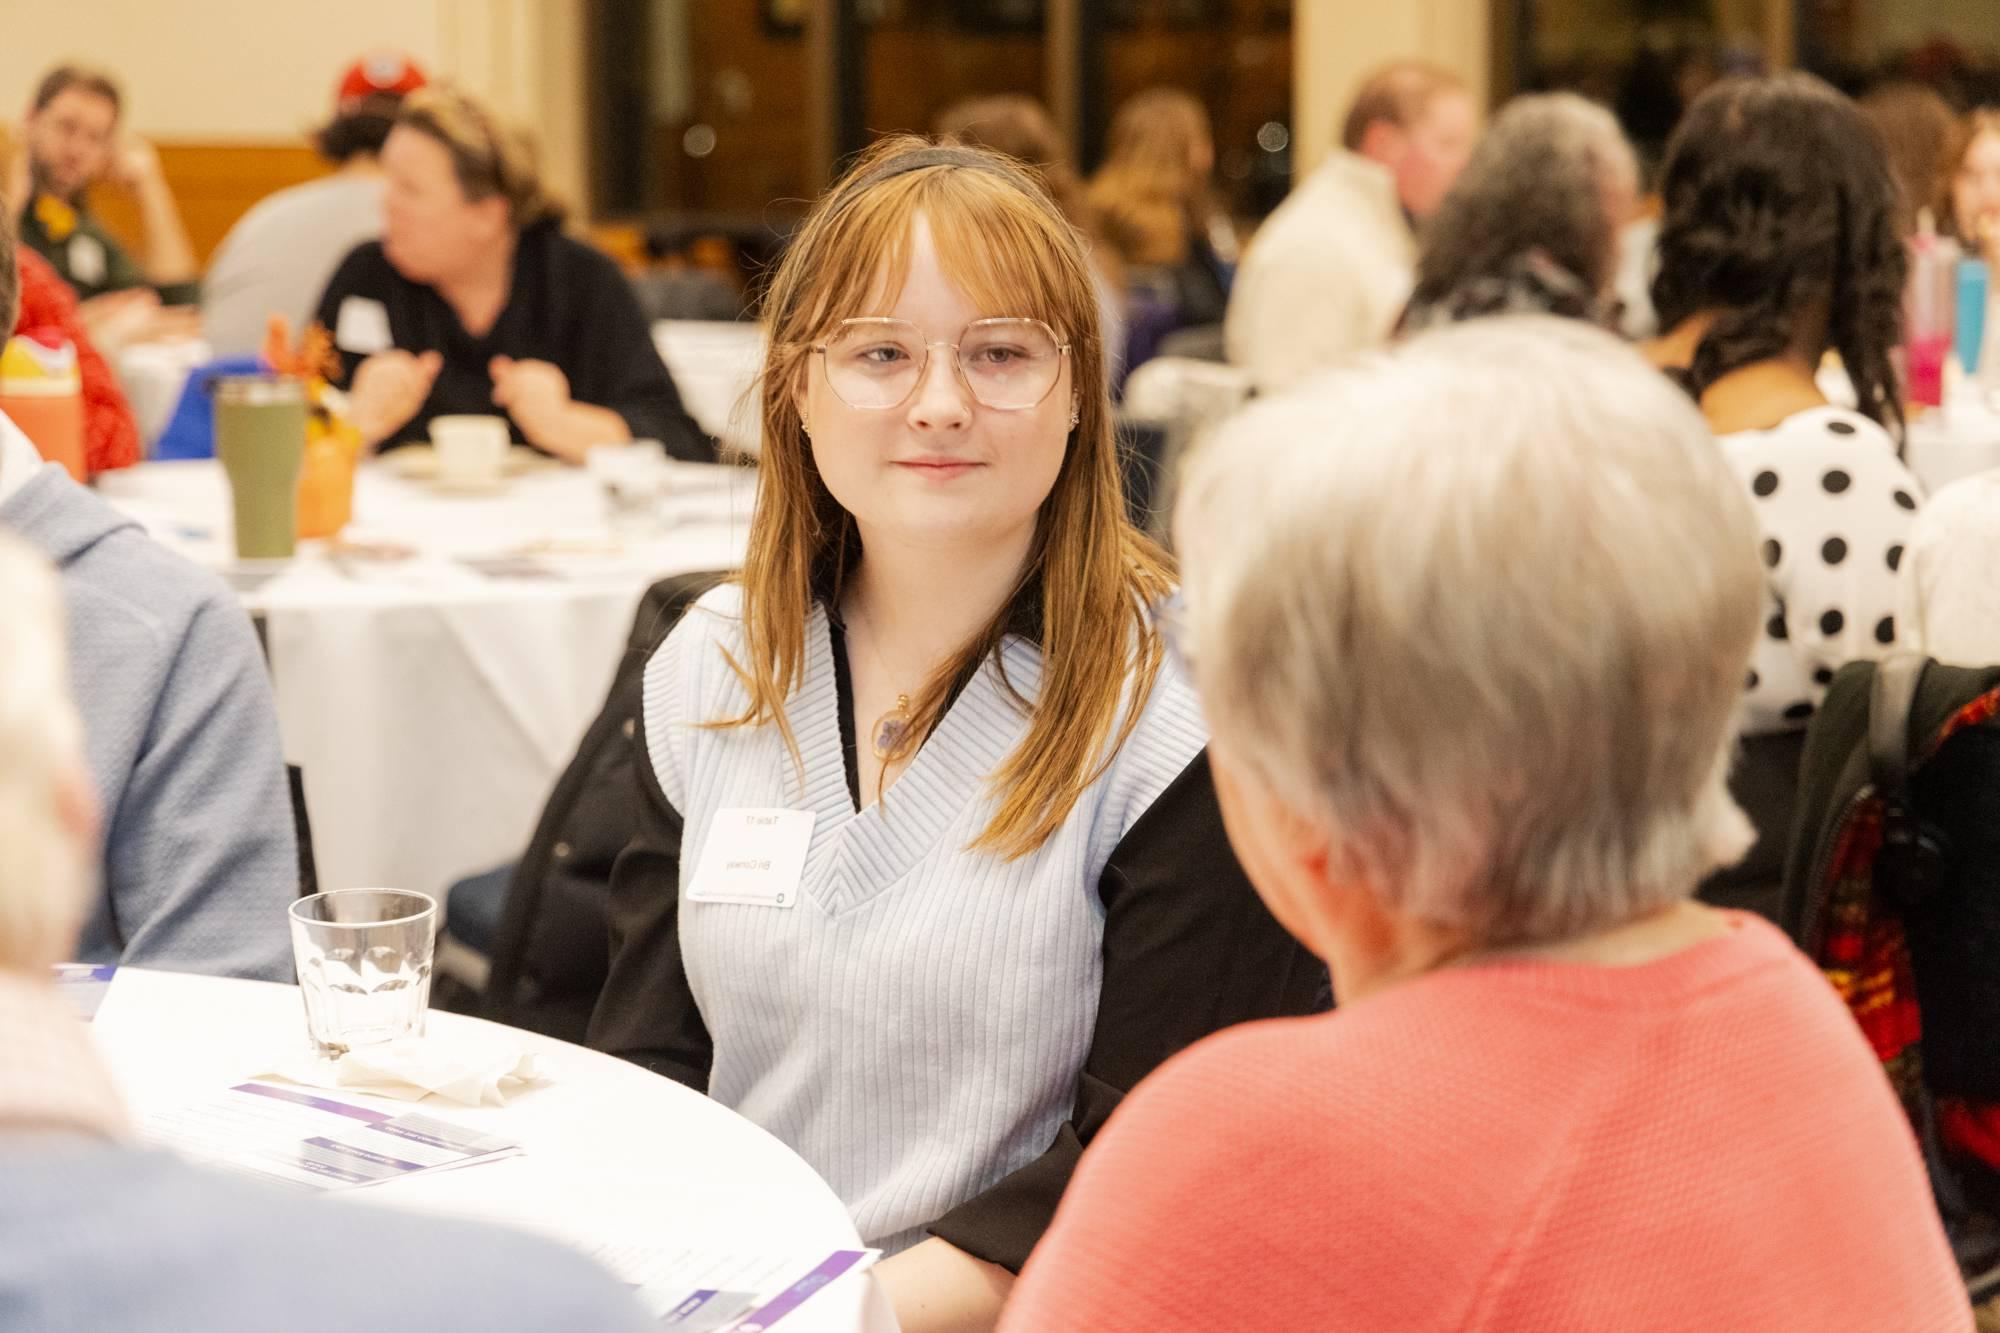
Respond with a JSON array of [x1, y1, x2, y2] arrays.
[[1069, 402, 1081, 429]]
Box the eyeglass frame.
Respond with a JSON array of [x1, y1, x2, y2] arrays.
[[807, 315, 1073, 412]]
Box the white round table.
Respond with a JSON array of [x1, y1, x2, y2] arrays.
[[89, 967, 894, 1332], [1908, 402, 2000, 496], [95, 456, 754, 902]]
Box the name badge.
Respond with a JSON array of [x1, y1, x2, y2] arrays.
[[334, 296, 393, 354], [687, 808, 815, 909], [67, 233, 107, 288]]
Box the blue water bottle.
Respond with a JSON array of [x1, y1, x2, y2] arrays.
[[1957, 256, 1989, 379]]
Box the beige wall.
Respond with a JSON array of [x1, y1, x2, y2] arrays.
[[1294, 0, 1492, 176], [2, 0, 588, 213]]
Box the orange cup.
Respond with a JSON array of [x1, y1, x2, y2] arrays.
[[297, 410, 361, 540], [1, 332, 86, 481]]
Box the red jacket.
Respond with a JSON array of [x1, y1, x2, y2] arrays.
[[14, 247, 141, 474]]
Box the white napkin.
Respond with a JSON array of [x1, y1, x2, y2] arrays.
[[261, 1029, 548, 1107]]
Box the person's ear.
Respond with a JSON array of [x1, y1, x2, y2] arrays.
[[1209, 741, 1337, 932], [1357, 120, 1407, 168], [1264, 776, 1335, 891], [474, 194, 512, 239]]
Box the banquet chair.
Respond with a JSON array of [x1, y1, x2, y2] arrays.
[[1782, 653, 2000, 1304], [441, 570, 726, 1041], [1694, 729, 1804, 922], [1155, 323, 1226, 363], [631, 270, 744, 323], [288, 764, 317, 899], [151, 356, 263, 460]]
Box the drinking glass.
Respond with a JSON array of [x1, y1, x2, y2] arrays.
[[587, 441, 672, 536], [1905, 234, 1960, 409], [288, 889, 437, 1056], [214, 375, 307, 559]]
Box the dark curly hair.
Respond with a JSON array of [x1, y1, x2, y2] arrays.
[[312, 100, 400, 165], [1651, 74, 1907, 441]]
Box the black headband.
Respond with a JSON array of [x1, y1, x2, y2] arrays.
[[826, 144, 1033, 217]]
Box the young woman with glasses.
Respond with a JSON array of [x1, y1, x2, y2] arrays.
[[586, 136, 1322, 1332]]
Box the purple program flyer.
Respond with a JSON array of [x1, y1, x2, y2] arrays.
[[51, 964, 117, 1021], [731, 1251, 871, 1331]]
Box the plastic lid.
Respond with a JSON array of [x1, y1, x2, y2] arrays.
[[213, 374, 306, 406], [0, 334, 80, 390]]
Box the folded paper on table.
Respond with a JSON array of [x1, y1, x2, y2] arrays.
[[584, 1240, 880, 1330], [260, 1030, 548, 1106], [141, 1081, 521, 1190], [52, 963, 117, 1021]]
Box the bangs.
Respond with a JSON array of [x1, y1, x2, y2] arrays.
[[804, 167, 1086, 345]]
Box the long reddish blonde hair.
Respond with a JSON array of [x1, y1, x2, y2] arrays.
[[1085, 87, 1222, 268], [726, 135, 1173, 858], [1946, 108, 2000, 246]]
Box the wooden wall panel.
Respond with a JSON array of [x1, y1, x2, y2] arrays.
[[84, 143, 333, 270]]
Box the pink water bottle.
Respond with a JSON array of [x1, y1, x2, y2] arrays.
[[1905, 218, 1959, 409]]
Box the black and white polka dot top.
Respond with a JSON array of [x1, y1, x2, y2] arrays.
[[1719, 405, 1922, 735]]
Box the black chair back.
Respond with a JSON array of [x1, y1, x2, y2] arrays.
[[481, 571, 727, 1039], [289, 764, 318, 898]]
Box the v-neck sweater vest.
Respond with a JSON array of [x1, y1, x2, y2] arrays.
[[643, 585, 1207, 1253]]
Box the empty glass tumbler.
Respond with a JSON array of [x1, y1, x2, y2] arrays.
[[288, 889, 438, 1056]]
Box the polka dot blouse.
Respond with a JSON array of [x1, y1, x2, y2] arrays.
[[1719, 406, 1921, 736]]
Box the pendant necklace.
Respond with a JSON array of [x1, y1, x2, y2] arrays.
[[872, 695, 913, 760], [849, 602, 915, 761]]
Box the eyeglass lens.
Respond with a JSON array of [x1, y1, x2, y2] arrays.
[[821, 318, 1063, 410]]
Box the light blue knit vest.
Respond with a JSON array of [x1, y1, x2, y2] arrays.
[[643, 585, 1206, 1253]]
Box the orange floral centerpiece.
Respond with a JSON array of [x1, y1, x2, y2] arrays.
[[263, 316, 362, 540]]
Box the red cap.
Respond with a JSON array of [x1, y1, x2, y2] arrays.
[[334, 52, 427, 112]]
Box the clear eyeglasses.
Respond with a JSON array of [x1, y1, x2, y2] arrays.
[[813, 316, 1070, 411]]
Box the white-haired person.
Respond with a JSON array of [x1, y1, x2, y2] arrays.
[[0, 535, 655, 1330], [1001, 318, 1971, 1331]]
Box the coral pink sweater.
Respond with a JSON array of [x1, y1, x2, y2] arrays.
[[1003, 914, 1971, 1331]]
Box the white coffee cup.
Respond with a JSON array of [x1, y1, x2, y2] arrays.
[[429, 415, 510, 487]]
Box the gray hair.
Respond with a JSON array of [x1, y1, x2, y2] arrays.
[[0, 532, 90, 971], [1404, 93, 1638, 330], [1175, 316, 1761, 946]]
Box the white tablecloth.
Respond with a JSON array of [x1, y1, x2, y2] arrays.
[[90, 967, 891, 1332], [114, 337, 213, 446], [96, 457, 754, 901], [1908, 402, 2000, 496]]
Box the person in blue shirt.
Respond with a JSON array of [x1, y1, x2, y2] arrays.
[[0, 530, 656, 1333], [0, 210, 294, 979]]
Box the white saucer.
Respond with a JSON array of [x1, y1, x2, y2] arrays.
[[386, 444, 550, 482]]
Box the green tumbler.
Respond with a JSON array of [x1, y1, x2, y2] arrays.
[[214, 376, 307, 560]]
